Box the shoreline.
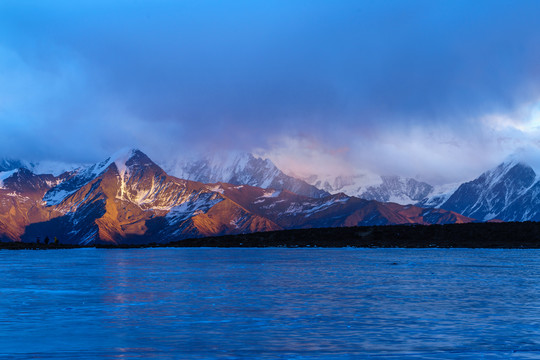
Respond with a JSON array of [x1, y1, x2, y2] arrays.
[[2, 222, 540, 249]]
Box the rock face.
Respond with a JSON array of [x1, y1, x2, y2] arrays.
[[165, 152, 329, 199], [0, 149, 472, 245], [420, 160, 540, 221]]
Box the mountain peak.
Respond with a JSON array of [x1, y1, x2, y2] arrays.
[[109, 147, 142, 164], [42, 148, 160, 206], [503, 147, 540, 174], [499, 156, 531, 170], [480, 160, 536, 189], [103, 148, 158, 176], [427, 158, 538, 221]]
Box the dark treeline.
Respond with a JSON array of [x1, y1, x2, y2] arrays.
[[2, 222, 540, 249], [0, 242, 85, 250], [162, 222, 540, 249]]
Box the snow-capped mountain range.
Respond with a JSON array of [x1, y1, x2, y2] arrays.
[[164, 153, 441, 205], [2, 148, 540, 245], [0, 149, 470, 245], [0, 152, 457, 208], [296, 157, 540, 223]]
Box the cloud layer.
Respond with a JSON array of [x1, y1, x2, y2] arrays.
[[2, 1, 540, 183]]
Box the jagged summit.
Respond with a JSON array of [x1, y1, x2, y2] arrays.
[[109, 148, 140, 170], [109, 147, 148, 164], [104, 148, 163, 177]]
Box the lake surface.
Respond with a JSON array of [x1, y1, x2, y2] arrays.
[[1, 248, 540, 359]]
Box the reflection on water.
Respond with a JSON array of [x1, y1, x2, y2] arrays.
[[0, 248, 540, 359]]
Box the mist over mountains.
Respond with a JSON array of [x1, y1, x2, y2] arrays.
[[163, 152, 328, 199], [166, 151, 540, 223]]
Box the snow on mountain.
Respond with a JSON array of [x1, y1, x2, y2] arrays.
[[163, 152, 329, 199], [0, 169, 18, 188], [417, 182, 461, 208], [360, 176, 433, 204], [43, 155, 116, 206], [303, 173, 382, 195], [303, 173, 434, 205], [30, 161, 80, 176]]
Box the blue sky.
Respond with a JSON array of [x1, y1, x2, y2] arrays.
[[2, 1, 540, 183]]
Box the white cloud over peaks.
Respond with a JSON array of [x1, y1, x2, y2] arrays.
[[257, 136, 354, 180], [260, 122, 517, 187]]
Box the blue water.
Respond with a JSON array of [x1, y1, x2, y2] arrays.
[[1, 248, 540, 359]]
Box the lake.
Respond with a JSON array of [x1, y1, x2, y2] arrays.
[[1, 248, 539, 359]]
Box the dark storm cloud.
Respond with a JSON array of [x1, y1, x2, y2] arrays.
[[1, 0, 540, 178]]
